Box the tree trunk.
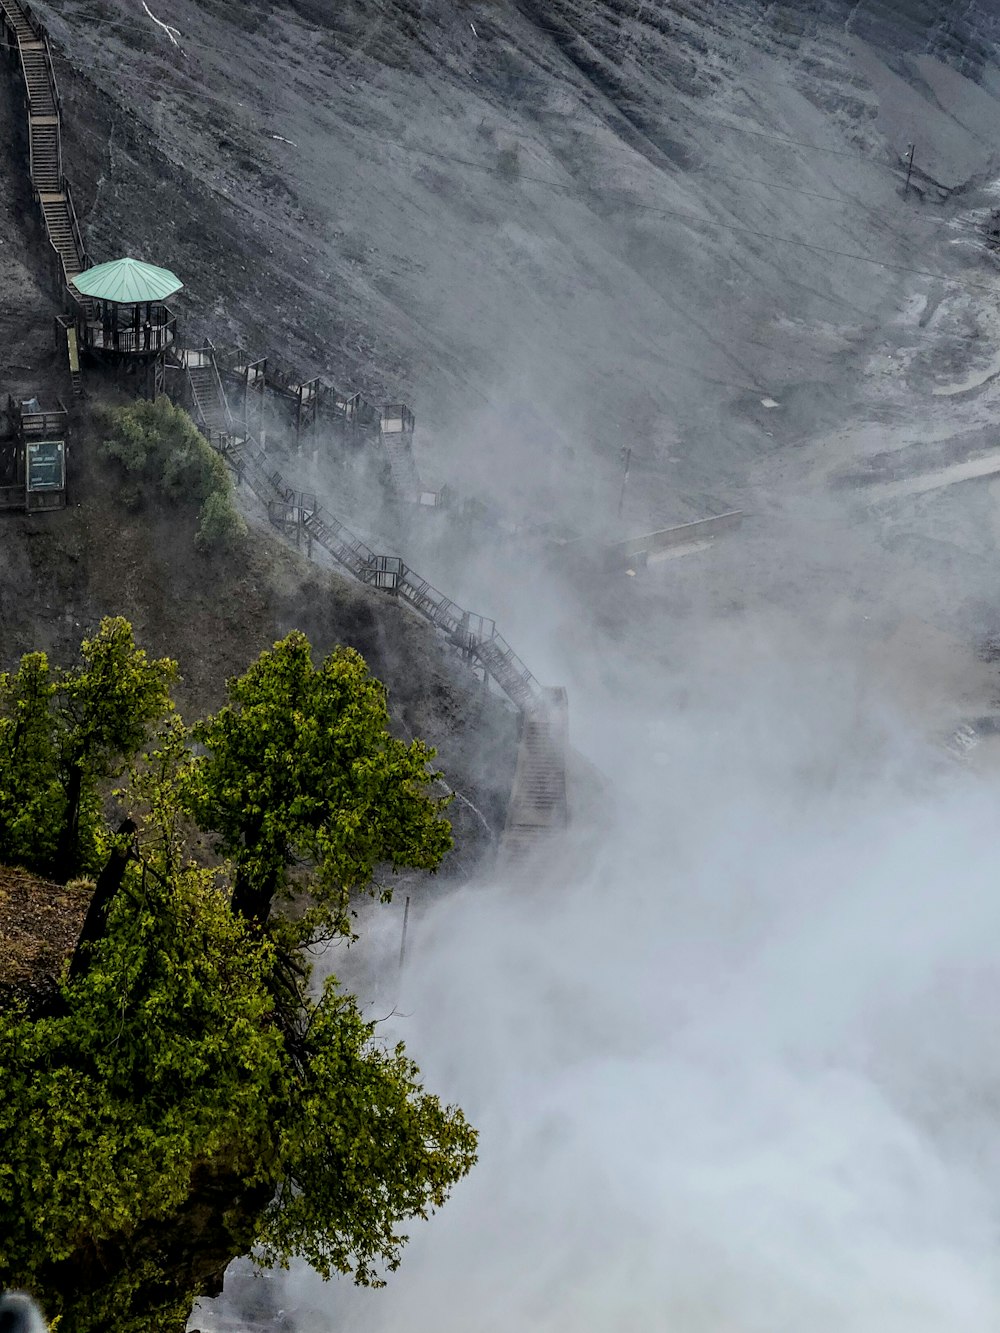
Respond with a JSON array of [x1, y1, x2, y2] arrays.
[[229, 862, 277, 932], [228, 817, 279, 930], [69, 819, 137, 980]]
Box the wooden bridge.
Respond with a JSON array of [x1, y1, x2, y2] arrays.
[[224, 354, 442, 506]]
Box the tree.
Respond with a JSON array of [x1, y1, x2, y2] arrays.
[[188, 633, 453, 933], [0, 618, 177, 881], [0, 855, 285, 1331], [0, 626, 474, 1331]]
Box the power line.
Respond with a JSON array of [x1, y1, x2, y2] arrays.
[[649, 112, 888, 164], [475, 114, 957, 253], [65, 59, 1000, 354], [38, 0, 929, 178], [27, 0, 948, 213]]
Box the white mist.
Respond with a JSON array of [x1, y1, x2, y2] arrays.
[[268, 627, 1000, 1333]]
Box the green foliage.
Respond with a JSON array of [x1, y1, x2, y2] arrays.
[[0, 653, 63, 872], [0, 618, 177, 880], [188, 632, 453, 933], [195, 488, 248, 552], [262, 977, 477, 1286], [100, 398, 245, 552], [63, 617, 177, 777], [0, 625, 474, 1330], [0, 857, 285, 1331]]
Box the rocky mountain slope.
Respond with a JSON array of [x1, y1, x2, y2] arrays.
[[8, 0, 1000, 826], [34, 0, 1000, 525], [8, 3, 1000, 1329], [8, 0, 1000, 790]]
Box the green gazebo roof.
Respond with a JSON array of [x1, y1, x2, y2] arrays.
[[71, 257, 183, 304]]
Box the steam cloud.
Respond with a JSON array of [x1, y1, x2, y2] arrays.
[[248, 619, 1000, 1333], [176, 0, 1000, 1323]]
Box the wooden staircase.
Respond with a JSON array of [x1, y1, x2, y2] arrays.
[[498, 689, 569, 866], [0, 0, 32, 41], [184, 350, 233, 436], [379, 406, 422, 502], [39, 193, 82, 281], [2, 0, 570, 859], [29, 116, 59, 190], [182, 343, 550, 716], [222, 433, 291, 510], [473, 633, 539, 712], [2, 0, 89, 287], [303, 505, 380, 580]]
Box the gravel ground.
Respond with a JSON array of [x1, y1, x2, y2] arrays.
[[0, 866, 91, 1012]]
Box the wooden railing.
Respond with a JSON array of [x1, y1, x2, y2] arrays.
[[39, 35, 63, 166], [64, 181, 92, 271], [82, 311, 176, 354], [3, 0, 91, 297]]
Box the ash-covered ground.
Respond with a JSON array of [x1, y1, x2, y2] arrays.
[[9, 2, 1000, 1329], [17, 0, 1000, 731]]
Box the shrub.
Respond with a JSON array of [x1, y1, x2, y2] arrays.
[[100, 399, 246, 552], [195, 488, 248, 552]]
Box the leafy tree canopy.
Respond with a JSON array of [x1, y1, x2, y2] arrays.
[[0, 625, 472, 1332], [0, 617, 176, 880], [188, 632, 453, 933]]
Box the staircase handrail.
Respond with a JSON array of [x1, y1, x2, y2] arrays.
[[207, 346, 234, 432], [41, 31, 62, 124], [1, 0, 42, 40], [18, 0, 44, 37], [216, 430, 544, 709], [395, 569, 465, 633], [40, 232, 66, 285], [483, 629, 538, 687], [16, 29, 59, 122], [307, 502, 377, 565], [16, 44, 37, 116], [63, 179, 91, 271]]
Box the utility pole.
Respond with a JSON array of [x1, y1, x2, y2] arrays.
[[617, 446, 632, 518], [904, 143, 915, 197]]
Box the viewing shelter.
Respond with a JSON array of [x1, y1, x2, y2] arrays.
[[70, 256, 181, 358]]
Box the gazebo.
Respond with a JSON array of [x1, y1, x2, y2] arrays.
[[71, 256, 182, 357]]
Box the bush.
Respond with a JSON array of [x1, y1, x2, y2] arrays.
[[196, 488, 248, 552], [100, 399, 246, 552]]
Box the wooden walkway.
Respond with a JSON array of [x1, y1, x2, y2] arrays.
[[182, 344, 569, 858], [0, 0, 90, 287]]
